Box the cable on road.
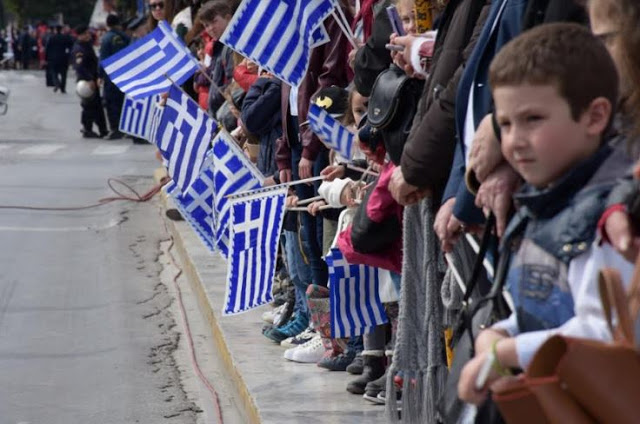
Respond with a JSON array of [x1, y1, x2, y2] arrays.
[[162, 218, 225, 424], [0, 177, 171, 211]]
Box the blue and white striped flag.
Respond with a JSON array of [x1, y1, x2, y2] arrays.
[[310, 24, 330, 48], [154, 84, 217, 194], [212, 131, 265, 256], [326, 248, 388, 338], [224, 186, 288, 315], [101, 20, 199, 99], [119, 95, 160, 140], [307, 103, 355, 160], [220, 0, 335, 87], [165, 151, 215, 252]]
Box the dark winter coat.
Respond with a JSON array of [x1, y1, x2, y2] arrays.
[[241, 77, 282, 177]]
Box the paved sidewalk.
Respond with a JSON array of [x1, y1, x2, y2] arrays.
[[161, 190, 388, 424]]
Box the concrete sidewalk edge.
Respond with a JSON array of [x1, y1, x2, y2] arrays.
[[154, 168, 262, 424]]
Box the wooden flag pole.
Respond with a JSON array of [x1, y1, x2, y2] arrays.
[[295, 195, 324, 206], [226, 175, 326, 199], [331, 10, 359, 49], [287, 204, 337, 212]]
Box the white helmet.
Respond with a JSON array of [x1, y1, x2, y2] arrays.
[[76, 80, 95, 99]]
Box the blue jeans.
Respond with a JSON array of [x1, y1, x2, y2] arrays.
[[390, 272, 402, 296], [289, 117, 329, 286], [284, 230, 311, 316]]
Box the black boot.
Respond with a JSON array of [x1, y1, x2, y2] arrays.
[[346, 352, 386, 394]]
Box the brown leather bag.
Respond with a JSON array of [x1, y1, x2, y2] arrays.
[[494, 259, 640, 424]]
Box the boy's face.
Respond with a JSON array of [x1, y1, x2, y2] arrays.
[[204, 14, 231, 39], [495, 83, 603, 188]]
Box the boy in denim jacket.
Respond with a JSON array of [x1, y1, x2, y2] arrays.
[[458, 23, 635, 404]]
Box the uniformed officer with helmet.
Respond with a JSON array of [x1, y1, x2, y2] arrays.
[[71, 25, 108, 139]]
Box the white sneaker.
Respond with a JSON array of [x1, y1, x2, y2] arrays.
[[284, 334, 321, 361], [280, 327, 316, 348], [290, 335, 325, 363], [262, 304, 285, 324]]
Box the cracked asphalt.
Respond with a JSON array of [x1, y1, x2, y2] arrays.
[[0, 71, 210, 424]]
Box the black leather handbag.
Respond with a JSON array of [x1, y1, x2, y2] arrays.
[[367, 64, 424, 165], [437, 214, 512, 424]]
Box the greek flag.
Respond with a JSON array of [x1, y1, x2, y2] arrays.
[[326, 248, 388, 338], [154, 85, 217, 194], [220, 0, 335, 87], [165, 151, 215, 252], [307, 103, 355, 160], [212, 132, 265, 256], [119, 95, 160, 140], [224, 186, 288, 315], [101, 20, 199, 99]]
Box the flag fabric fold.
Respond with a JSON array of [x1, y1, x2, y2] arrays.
[[307, 103, 355, 160], [220, 0, 336, 87], [119, 95, 160, 140], [165, 151, 215, 252], [154, 84, 217, 194], [224, 186, 288, 315], [101, 20, 199, 99], [326, 247, 388, 338], [211, 131, 265, 256]]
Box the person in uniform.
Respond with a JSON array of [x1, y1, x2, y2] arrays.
[[45, 25, 73, 93], [71, 25, 108, 139], [99, 15, 130, 140]]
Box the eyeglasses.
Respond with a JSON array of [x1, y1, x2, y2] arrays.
[[149, 2, 164, 10]]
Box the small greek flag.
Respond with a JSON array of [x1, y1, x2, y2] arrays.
[[326, 248, 388, 338], [307, 103, 355, 160], [101, 20, 199, 99], [119, 95, 160, 140], [220, 0, 335, 87], [224, 186, 288, 315], [154, 85, 217, 194], [212, 132, 265, 256], [165, 151, 215, 252]]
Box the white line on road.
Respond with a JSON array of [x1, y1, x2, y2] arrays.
[[0, 218, 122, 232], [0, 144, 17, 152], [92, 145, 130, 155], [18, 144, 66, 155]]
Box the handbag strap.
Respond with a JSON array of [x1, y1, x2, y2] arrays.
[[598, 267, 635, 344], [628, 252, 640, 324], [462, 212, 496, 304]]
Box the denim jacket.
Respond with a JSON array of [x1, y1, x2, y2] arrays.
[[500, 143, 632, 334]]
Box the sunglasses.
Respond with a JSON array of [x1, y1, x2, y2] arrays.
[[149, 2, 164, 10]]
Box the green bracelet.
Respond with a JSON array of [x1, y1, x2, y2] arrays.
[[491, 340, 513, 377]]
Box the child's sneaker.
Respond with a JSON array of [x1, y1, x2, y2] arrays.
[[290, 335, 324, 363], [280, 327, 315, 348], [264, 313, 309, 343], [317, 350, 356, 371], [261, 303, 286, 324]]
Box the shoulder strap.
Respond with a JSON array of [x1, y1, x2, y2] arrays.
[[598, 267, 634, 344]]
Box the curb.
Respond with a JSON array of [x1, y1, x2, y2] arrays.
[[155, 168, 262, 424]]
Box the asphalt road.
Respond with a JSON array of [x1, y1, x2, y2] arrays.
[[0, 70, 215, 424]]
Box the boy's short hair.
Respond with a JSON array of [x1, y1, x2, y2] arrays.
[[489, 23, 619, 123], [198, 0, 237, 22]]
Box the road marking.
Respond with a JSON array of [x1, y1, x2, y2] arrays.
[[18, 144, 66, 155], [92, 145, 130, 155], [0, 218, 122, 232], [0, 144, 17, 152]]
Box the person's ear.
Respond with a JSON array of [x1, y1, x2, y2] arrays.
[[584, 97, 612, 136]]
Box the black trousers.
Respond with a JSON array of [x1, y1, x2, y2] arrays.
[[81, 90, 108, 135], [50, 63, 68, 92], [103, 82, 125, 133]]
